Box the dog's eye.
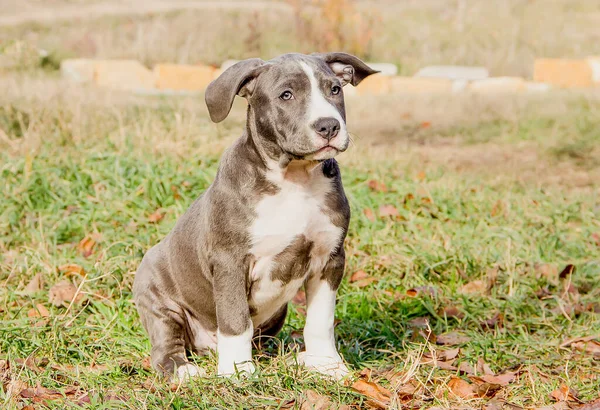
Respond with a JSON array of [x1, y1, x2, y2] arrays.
[[280, 91, 294, 100], [331, 85, 341, 95]]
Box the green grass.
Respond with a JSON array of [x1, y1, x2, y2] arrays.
[[1, 88, 599, 409]]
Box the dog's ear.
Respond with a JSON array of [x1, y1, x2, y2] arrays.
[[205, 58, 269, 123], [313, 52, 379, 87]]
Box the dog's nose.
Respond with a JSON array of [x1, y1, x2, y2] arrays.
[[312, 117, 340, 140]]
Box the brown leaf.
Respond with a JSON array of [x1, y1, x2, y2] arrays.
[[300, 389, 333, 410], [459, 279, 487, 295], [350, 270, 369, 283], [351, 379, 391, 409], [550, 383, 580, 403], [77, 236, 96, 258], [19, 385, 78, 402], [579, 397, 600, 410], [367, 179, 387, 192], [447, 377, 476, 399], [439, 305, 465, 319], [535, 263, 558, 284], [290, 330, 303, 340], [440, 347, 461, 361], [458, 361, 476, 375], [48, 280, 83, 307], [58, 263, 85, 276], [27, 304, 50, 318], [420, 121, 432, 129], [379, 204, 399, 218], [480, 312, 504, 331], [480, 372, 516, 386], [474, 382, 502, 398], [354, 277, 378, 288], [416, 171, 426, 181], [559, 264, 576, 279], [436, 332, 471, 346], [363, 208, 376, 222], [148, 210, 165, 223], [408, 317, 430, 328], [292, 290, 306, 305], [24, 273, 43, 294], [406, 286, 437, 298], [141, 356, 152, 371], [476, 358, 494, 376], [349, 270, 378, 287], [571, 340, 600, 357]]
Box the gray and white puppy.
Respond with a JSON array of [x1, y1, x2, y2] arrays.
[[133, 52, 377, 380]]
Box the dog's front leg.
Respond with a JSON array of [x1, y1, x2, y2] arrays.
[[300, 250, 349, 380], [213, 264, 255, 377]]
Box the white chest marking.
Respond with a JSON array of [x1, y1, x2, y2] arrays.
[[248, 163, 343, 327]]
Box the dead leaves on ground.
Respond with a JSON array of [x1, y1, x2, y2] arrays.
[[349, 270, 378, 288], [561, 335, 600, 358], [48, 280, 83, 307]]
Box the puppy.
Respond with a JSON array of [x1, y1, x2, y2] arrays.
[[133, 52, 377, 380]]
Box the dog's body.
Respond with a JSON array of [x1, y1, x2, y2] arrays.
[[133, 52, 377, 380]]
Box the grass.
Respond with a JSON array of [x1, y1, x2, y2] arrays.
[[0, 72, 599, 409]]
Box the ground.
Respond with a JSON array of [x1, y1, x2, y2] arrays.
[[1, 1, 600, 409]]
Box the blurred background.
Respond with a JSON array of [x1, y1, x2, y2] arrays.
[[2, 0, 600, 75]]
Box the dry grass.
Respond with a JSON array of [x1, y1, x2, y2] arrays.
[[2, 0, 600, 75]]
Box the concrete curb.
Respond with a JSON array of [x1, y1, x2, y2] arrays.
[[60, 58, 600, 95]]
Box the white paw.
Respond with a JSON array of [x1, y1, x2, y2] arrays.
[[218, 360, 256, 378], [296, 352, 349, 381], [175, 363, 205, 381]]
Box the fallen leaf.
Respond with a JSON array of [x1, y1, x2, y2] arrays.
[[439, 305, 465, 319], [447, 377, 475, 399], [571, 340, 600, 357], [58, 264, 85, 276], [416, 171, 426, 181], [148, 210, 165, 223], [27, 304, 50, 318], [420, 121, 431, 129], [290, 330, 303, 340], [459, 280, 487, 295], [592, 233, 600, 247], [141, 357, 152, 371], [77, 236, 96, 258], [408, 317, 430, 328], [578, 397, 600, 410], [560, 335, 599, 347], [349, 270, 369, 283], [292, 290, 306, 305], [476, 358, 494, 376], [351, 379, 391, 409], [19, 385, 78, 402], [406, 286, 437, 298], [480, 312, 504, 331], [550, 383, 580, 403], [24, 273, 43, 294], [535, 263, 559, 284], [379, 204, 399, 218], [367, 179, 387, 192], [300, 389, 333, 410], [559, 264, 575, 279], [440, 347, 461, 361], [458, 361, 476, 375], [354, 277, 378, 288], [474, 382, 502, 398], [363, 208, 376, 222], [436, 332, 471, 346], [48, 280, 83, 307], [480, 372, 516, 386]]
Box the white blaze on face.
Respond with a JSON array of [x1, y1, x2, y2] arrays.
[[299, 62, 348, 154]]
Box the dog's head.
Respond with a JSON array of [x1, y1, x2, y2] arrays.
[[206, 52, 378, 161]]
